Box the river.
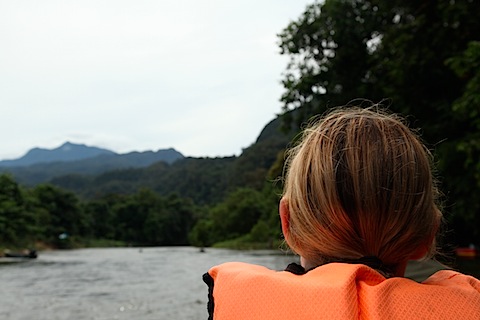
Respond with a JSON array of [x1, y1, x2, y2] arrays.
[[0, 247, 296, 320], [0, 247, 476, 320]]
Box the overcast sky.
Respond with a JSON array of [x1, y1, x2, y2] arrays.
[[0, 0, 312, 160]]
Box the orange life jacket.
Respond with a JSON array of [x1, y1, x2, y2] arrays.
[[204, 262, 480, 320]]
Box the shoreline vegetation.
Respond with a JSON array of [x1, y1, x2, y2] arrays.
[[1, 237, 284, 254]]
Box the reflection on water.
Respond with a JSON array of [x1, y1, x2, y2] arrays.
[[0, 247, 477, 320]]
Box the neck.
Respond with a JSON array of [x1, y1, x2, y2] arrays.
[[393, 262, 407, 277]]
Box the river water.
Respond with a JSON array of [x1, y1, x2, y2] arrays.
[[0, 247, 296, 320], [0, 247, 475, 320]]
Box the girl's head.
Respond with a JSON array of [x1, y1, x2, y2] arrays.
[[281, 106, 442, 272]]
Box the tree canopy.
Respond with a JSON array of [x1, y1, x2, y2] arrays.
[[278, 0, 480, 245]]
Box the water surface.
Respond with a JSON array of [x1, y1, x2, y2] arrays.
[[1, 247, 475, 319], [0, 247, 295, 320]]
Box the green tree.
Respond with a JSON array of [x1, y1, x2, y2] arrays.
[[278, 0, 385, 124], [32, 184, 84, 246], [112, 189, 156, 244], [109, 189, 196, 246], [0, 174, 36, 245], [443, 41, 480, 243], [84, 199, 116, 240], [144, 194, 195, 245], [277, 0, 480, 245], [189, 188, 271, 246]]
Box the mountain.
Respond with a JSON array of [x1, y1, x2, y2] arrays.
[[0, 142, 115, 167], [47, 111, 299, 202], [0, 112, 297, 193], [0, 142, 184, 185]]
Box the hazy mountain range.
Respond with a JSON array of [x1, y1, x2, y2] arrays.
[[0, 142, 184, 184], [0, 112, 298, 194]]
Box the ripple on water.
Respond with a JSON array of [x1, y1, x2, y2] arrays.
[[0, 247, 296, 320]]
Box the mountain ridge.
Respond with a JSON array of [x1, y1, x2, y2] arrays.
[[0, 142, 183, 167], [0, 142, 185, 185], [0, 142, 116, 167], [0, 111, 297, 189]]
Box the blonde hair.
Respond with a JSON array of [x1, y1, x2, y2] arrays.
[[282, 106, 442, 270]]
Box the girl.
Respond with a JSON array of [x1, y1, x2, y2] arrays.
[[203, 107, 480, 319]]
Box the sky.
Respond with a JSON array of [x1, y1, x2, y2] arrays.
[[0, 0, 313, 160]]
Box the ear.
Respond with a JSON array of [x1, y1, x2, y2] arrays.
[[279, 197, 290, 240]]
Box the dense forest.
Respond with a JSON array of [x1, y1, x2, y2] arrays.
[[0, 115, 295, 249], [1, 0, 479, 251]]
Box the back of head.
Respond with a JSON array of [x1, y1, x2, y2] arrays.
[[283, 106, 442, 272]]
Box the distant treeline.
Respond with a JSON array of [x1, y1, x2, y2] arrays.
[[0, 173, 282, 249], [0, 173, 193, 248]]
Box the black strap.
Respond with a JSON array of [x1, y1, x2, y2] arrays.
[[202, 272, 215, 320], [285, 262, 307, 275]]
